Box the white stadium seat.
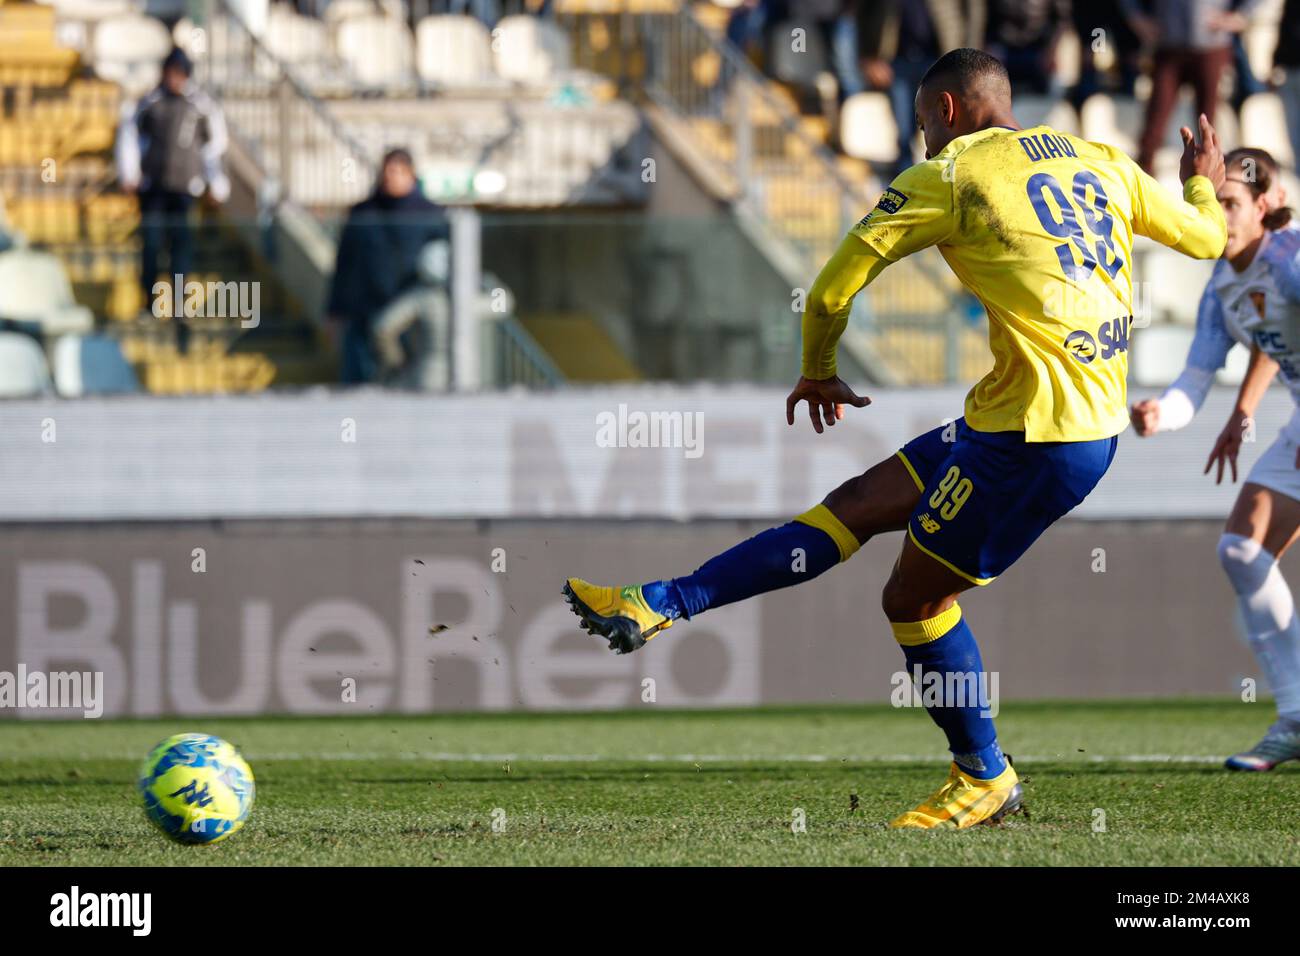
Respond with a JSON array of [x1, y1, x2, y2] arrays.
[[37, 0, 142, 20], [263, 5, 331, 79], [91, 13, 173, 97], [1130, 323, 1195, 387], [838, 92, 899, 164], [1244, 19, 1280, 83], [416, 15, 495, 88], [491, 15, 571, 84], [0, 249, 94, 336], [336, 14, 415, 88], [1241, 93, 1294, 169], [1136, 245, 1216, 326], [1012, 95, 1080, 135], [51, 334, 140, 398], [1055, 29, 1082, 89], [324, 0, 383, 34], [1080, 93, 1140, 154], [0, 331, 53, 399]]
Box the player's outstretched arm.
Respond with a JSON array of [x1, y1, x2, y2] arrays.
[[1205, 344, 1279, 484], [787, 233, 883, 432], [1130, 113, 1227, 260], [1131, 287, 1236, 436]]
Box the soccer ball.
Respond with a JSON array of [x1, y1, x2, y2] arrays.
[[138, 733, 255, 845]]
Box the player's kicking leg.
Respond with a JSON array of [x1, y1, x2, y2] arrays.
[[563, 450, 921, 653], [1216, 474, 1300, 771]]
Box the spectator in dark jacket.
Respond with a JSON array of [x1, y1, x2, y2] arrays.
[[116, 46, 229, 335], [984, 0, 1072, 96], [858, 0, 984, 178], [326, 148, 450, 385], [1276, 0, 1300, 168]]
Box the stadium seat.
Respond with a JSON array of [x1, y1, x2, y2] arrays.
[[324, 0, 382, 29], [1241, 93, 1294, 168], [416, 15, 496, 88], [0, 248, 95, 336], [1130, 323, 1194, 387], [91, 13, 172, 97], [1138, 245, 1216, 326], [1080, 93, 1141, 155], [263, 5, 331, 81], [1244, 16, 1280, 84], [1012, 96, 1080, 135], [0, 330, 53, 398], [51, 333, 140, 397], [492, 15, 572, 84], [838, 92, 899, 164], [336, 14, 415, 89], [1055, 28, 1081, 89], [765, 19, 829, 90], [36, 0, 141, 22]]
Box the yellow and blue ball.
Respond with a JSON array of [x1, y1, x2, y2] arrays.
[[138, 733, 255, 845]]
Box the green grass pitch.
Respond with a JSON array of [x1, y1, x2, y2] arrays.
[[2, 700, 1297, 866]]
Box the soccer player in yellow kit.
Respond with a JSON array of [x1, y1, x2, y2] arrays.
[[564, 48, 1227, 828]]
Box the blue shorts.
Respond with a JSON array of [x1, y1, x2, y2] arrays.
[[896, 418, 1118, 584]]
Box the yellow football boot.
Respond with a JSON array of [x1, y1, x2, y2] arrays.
[[562, 579, 674, 655], [890, 762, 1024, 829]]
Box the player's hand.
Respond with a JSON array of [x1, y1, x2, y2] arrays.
[[785, 375, 870, 434], [1130, 398, 1160, 437], [1180, 114, 1225, 190], [1204, 414, 1249, 484], [861, 57, 893, 90]]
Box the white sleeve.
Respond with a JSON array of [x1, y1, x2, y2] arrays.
[[114, 98, 142, 188], [1155, 367, 1215, 432], [1154, 283, 1233, 431], [198, 97, 230, 203]]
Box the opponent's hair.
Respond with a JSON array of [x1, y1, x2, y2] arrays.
[[919, 48, 1011, 101], [1224, 147, 1293, 230]]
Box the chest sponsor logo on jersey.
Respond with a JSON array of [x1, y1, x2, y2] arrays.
[[1253, 326, 1300, 381], [1064, 316, 1131, 364]]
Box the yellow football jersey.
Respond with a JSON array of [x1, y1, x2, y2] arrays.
[[802, 125, 1226, 442]]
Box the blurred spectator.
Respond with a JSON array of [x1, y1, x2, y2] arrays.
[[326, 148, 450, 385], [726, 0, 778, 67], [1126, 0, 1257, 171], [1069, 0, 1142, 105], [115, 47, 230, 342], [1230, 0, 1268, 110], [372, 239, 451, 390], [1276, 0, 1300, 166], [858, 0, 985, 178], [985, 0, 1072, 96]]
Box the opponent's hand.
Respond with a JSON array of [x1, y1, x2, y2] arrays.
[[785, 375, 870, 433], [1180, 113, 1225, 190], [1130, 398, 1160, 437], [1204, 413, 1249, 484]]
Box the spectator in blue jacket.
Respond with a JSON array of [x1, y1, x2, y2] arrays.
[[326, 148, 450, 385]]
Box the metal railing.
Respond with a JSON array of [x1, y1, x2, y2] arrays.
[[549, 5, 973, 384], [196, 0, 378, 213], [483, 314, 565, 388]]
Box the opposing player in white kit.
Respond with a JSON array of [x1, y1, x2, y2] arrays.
[[1132, 148, 1300, 770]]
